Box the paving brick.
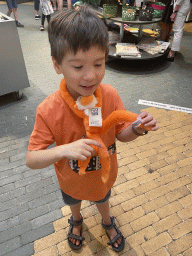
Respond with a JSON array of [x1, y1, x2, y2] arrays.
[[124, 167, 148, 180], [121, 194, 148, 211], [0, 202, 29, 222], [175, 165, 192, 177], [28, 192, 58, 209], [33, 245, 59, 256], [0, 187, 26, 202], [133, 180, 159, 196], [146, 185, 170, 200], [21, 223, 55, 245], [153, 213, 181, 233], [156, 201, 183, 219], [48, 198, 64, 211], [158, 163, 180, 176], [136, 171, 160, 184], [177, 157, 192, 167], [147, 159, 168, 171], [0, 173, 23, 187], [148, 152, 170, 164], [142, 232, 172, 255], [109, 190, 135, 207], [120, 223, 134, 238], [34, 229, 67, 253], [127, 158, 150, 171], [116, 206, 145, 226], [113, 179, 139, 194], [0, 182, 15, 195], [19, 205, 50, 223], [3, 243, 34, 256], [0, 221, 32, 244], [167, 145, 187, 156], [56, 240, 72, 255], [31, 209, 62, 229], [179, 193, 192, 207], [169, 219, 192, 240], [113, 174, 127, 187], [26, 177, 53, 193], [178, 205, 192, 220], [136, 149, 157, 160], [118, 155, 139, 167], [184, 247, 192, 256], [166, 153, 186, 164], [149, 247, 170, 256], [156, 143, 175, 153], [168, 234, 192, 256], [165, 186, 190, 203], [130, 212, 159, 232], [14, 174, 42, 188], [142, 196, 168, 213], [155, 171, 179, 186], [0, 237, 21, 256], [167, 176, 191, 191], [126, 226, 156, 248], [0, 216, 20, 233], [53, 216, 70, 232]]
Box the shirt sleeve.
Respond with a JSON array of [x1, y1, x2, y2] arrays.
[[28, 107, 55, 151], [174, 0, 185, 7]]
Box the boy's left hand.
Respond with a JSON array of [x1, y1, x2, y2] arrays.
[[135, 111, 158, 134]]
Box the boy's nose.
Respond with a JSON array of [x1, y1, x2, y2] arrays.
[[83, 68, 96, 81]]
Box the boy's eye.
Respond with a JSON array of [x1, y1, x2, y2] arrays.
[[74, 66, 83, 70], [95, 64, 102, 67]]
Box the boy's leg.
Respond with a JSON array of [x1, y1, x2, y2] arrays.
[[96, 201, 122, 248], [69, 202, 82, 246]]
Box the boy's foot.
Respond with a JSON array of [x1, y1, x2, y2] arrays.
[[102, 216, 125, 252], [35, 15, 41, 20], [40, 25, 44, 31], [16, 21, 24, 27], [67, 215, 85, 250]]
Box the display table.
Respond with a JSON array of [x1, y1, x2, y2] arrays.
[[0, 12, 30, 99], [89, 4, 168, 60]]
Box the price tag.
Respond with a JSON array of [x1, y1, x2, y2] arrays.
[[89, 107, 102, 127]]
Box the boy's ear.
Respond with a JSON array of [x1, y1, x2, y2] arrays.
[[52, 57, 61, 74]]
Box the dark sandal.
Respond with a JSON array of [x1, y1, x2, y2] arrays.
[[102, 216, 125, 252], [67, 215, 85, 250]]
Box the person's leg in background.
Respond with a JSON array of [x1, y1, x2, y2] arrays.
[[46, 14, 51, 23], [52, 0, 57, 10], [160, 22, 173, 42], [34, 0, 40, 19], [57, 0, 63, 11], [6, 0, 24, 27], [40, 13, 45, 30]]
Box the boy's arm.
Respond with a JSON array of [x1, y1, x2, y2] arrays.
[[26, 139, 102, 169], [116, 111, 158, 142]]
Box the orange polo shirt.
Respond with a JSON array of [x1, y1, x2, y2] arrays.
[[28, 83, 130, 201]]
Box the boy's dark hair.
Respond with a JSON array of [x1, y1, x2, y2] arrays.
[[48, 5, 109, 64]]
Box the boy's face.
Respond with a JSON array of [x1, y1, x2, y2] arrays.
[[52, 46, 106, 100]]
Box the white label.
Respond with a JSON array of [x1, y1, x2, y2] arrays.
[[89, 107, 102, 127]]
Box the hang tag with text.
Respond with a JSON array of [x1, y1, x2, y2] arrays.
[[89, 107, 102, 127]]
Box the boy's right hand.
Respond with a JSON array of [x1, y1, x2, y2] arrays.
[[62, 139, 102, 161]]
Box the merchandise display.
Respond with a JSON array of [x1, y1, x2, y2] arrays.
[[137, 38, 170, 55], [108, 31, 121, 44], [116, 43, 141, 57]]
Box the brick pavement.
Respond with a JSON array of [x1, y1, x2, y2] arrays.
[[0, 2, 192, 255], [31, 107, 192, 256]]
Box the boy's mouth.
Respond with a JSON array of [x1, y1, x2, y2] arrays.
[[80, 84, 95, 90]]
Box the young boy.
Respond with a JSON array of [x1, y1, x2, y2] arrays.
[[26, 6, 158, 252]]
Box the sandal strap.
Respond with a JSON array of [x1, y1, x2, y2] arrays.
[[107, 233, 121, 245], [102, 216, 115, 230], [68, 233, 85, 241], [68, 215, 83, 226]]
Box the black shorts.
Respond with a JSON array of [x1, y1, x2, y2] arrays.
[[61, 189, 111, 206]]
